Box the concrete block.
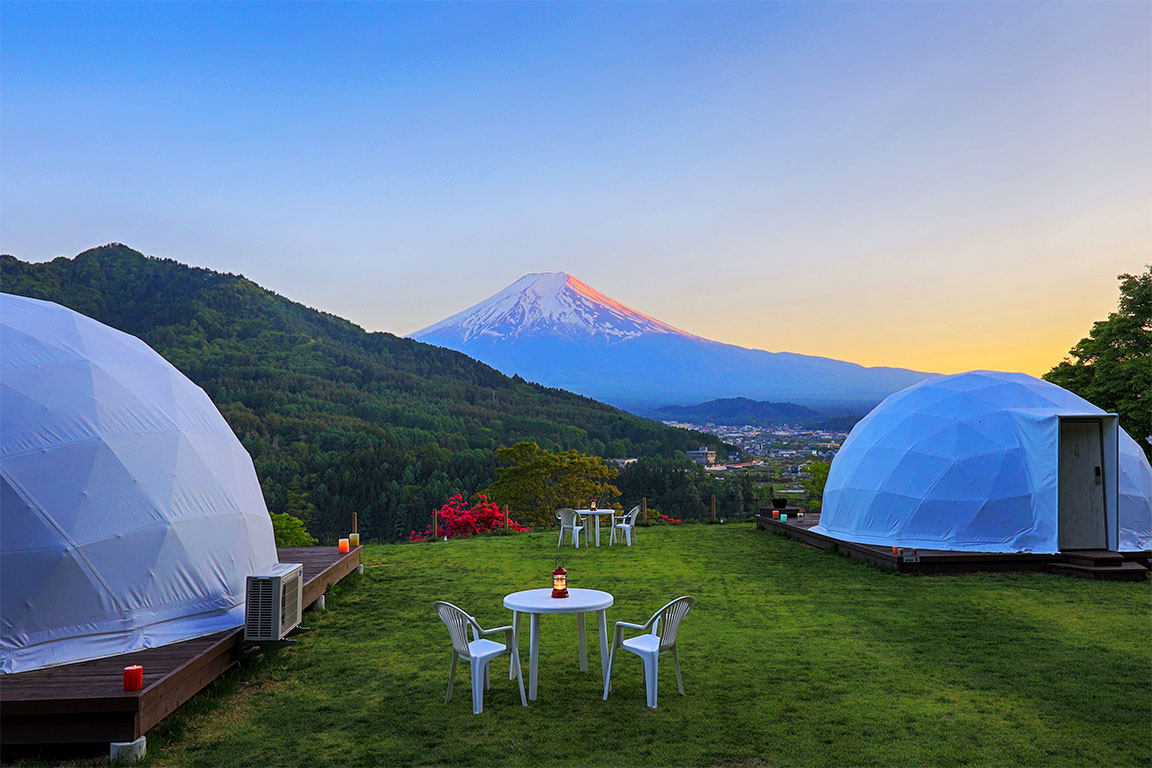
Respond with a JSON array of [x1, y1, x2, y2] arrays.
[[110, 735, 146, 764]]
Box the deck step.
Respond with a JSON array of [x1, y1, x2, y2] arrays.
[[1046, 560, 1148, 581], [1062, 550, 1126, 567]]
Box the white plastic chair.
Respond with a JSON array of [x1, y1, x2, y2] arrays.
[[434, 601, 526, 714], [556, 508, 585, 548], [603, 596, 695, 708], [611, 505, 640, 546]]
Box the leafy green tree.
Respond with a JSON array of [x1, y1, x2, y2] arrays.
[[483, 442, 620, 527], [271, 512, 318, 546], [800, 460, 831, 512], [1044, 268, 1151, 460]]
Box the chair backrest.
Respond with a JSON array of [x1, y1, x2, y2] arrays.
[[556, 508, 580, 527], [434, 601, 475, 656], [651, 596, 694, 650], [625, 505, 640, 525]]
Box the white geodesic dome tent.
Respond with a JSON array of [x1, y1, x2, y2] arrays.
[[1, 293, 278, 674], [815, 371, 1152, 554]]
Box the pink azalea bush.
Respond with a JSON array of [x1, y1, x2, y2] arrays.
[[409, 494, 529, 542]]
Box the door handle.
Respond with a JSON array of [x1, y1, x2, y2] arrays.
[[1095, 466, 1102, 485]]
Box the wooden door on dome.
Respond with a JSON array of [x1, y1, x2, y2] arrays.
[[1058, 419, 1107, 550]]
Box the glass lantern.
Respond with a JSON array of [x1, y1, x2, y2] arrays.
[[552, 565, 569, 598]]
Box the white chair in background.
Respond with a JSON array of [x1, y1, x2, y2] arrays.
[[602, 596, 695, 708], [434, 601, 526, 714], [611, 505, 640, 546], [556, 507, 585, 548]]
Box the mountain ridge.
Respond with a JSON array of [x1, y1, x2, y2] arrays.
[[652, 398, 824, 426], [411, 272, 933, 409]]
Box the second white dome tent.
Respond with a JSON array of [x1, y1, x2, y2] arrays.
[[815, 371, 1152, 554]]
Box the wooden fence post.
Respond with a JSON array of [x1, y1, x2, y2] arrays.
[[433, 509, 439, 541], [711, 495, 717, 522], [352, 512, 358, 535], [642, 497, 648, 525]]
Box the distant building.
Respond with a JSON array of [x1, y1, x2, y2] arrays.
[[686, 447, 716, 465], [609, 457, 637, 468]]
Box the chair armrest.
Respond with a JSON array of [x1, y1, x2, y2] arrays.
[[477, 624, 515, 635], [614, 621, 649, 631]]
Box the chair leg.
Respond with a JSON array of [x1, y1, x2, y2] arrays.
[[485, 662, 491, 691], [471, 659, 485, 714], [644, 654, 659, 709], [446, 652, 457, 703], [557, 526, 564, 547], [672, 647, 685, 695], [602, 645, 616, 700], [625, 527, 632, 547], [573, 527, 580, 548]]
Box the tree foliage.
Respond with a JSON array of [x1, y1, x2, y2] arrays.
[[482, 442, 620, 527], [800, 459, 831, 512], [271, 512, 318, 546], [1044, 268, 1151, 460], [0, 244, 724, 541]]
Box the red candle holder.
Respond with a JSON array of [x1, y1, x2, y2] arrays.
[[338, 538, 350, 554], [772, 510, 780, 519], [123, 664, 143, 691]]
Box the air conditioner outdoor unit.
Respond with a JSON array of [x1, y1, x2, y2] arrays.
[[245, 563, 303, 642]]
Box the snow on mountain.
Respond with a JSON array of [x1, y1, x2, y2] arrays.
[[411, 272, 694, 343], [409, 273, 933, 410]]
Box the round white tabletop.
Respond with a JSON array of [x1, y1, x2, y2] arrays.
[[503, 587, 613, 614]]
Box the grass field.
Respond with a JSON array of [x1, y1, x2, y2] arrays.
[[22, 523, 1152, 767]]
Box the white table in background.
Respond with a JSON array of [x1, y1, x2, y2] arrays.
[[503, 587, 613, 701], [577, 509, 617, 547]]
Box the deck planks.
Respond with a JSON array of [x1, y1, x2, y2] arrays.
[[1, 545, 361, 745]]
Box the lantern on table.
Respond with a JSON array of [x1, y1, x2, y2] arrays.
[[590, 499, 597, 511], [552, 564, 569, 598]]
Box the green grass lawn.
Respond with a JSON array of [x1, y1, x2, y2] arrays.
[[122, 524, 1152, 766]]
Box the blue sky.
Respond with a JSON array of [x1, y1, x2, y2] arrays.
[[2, 1, 1149, 374]]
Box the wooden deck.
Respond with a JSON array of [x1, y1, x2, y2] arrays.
[[756, 509, 1149, 578], [1, 546, 361, 747]]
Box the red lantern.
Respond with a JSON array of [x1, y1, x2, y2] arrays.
[[552, 565, 569, 598], [590, 499, 597, 511]]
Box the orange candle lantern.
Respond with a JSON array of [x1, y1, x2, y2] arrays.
[[123, 665, 143, 691], [552, 565, 569, 598], [772, 510, 780, 519], [590, 499, 597, 511], [349, 533, 360, 548], [338, 538, 350, 554]]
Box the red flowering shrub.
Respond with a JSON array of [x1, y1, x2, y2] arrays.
[[660, 514, 682, 524], [409, 494, 529, 542]]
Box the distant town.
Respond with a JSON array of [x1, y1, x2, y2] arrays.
[[659, 421, 847, 490]]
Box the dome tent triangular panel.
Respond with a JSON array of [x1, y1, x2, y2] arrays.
[[0, 293, 278, 674], [814, 371, 1152, 554]]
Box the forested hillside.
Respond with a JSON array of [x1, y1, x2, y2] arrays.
[[1, 244, 724, 540]]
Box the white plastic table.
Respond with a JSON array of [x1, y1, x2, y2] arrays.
[[503, 587, 614, 701], [577, 509, 617, 547]]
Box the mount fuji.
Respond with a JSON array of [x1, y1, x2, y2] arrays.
[[410, 273, 932, 411]]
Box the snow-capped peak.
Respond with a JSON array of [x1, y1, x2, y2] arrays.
[[410, 272, 696, 343]]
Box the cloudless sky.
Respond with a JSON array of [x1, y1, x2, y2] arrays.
[[3, 1, 1149, 375]]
